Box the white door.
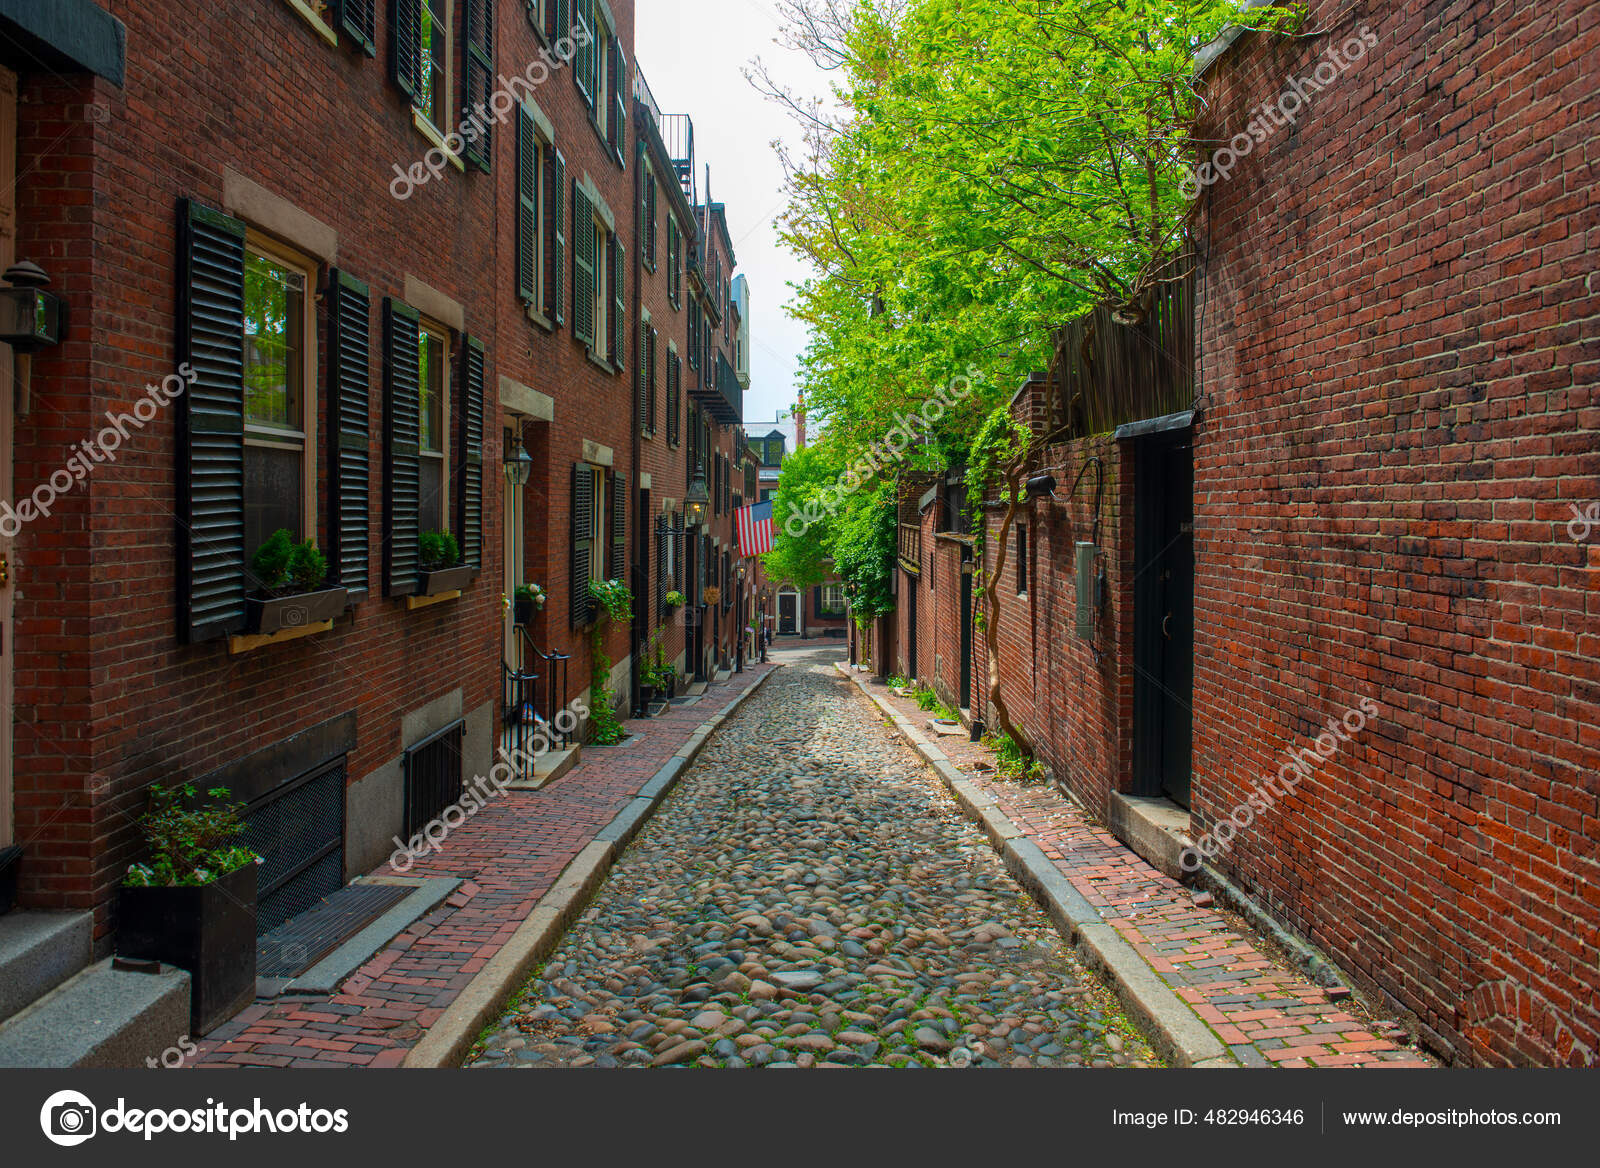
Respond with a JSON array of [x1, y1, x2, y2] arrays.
[[0, 66, 16, 847]]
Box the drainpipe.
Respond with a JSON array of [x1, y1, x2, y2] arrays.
[[629, 106, 645, 717]]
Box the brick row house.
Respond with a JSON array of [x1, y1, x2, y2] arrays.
[[0, 0, 755, 1044], [878, 0, 1598, 1066]]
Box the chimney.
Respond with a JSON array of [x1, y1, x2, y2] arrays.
[[794, 391, 807, 449]]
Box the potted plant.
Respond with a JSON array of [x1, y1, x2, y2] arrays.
[[513, 583, 545, 626], [664, 589, 685, 612], [417, 529, 474, 596], [118, 784, 260, 1036], [703, 585, 721, 607], [246, 529, 347, 635]]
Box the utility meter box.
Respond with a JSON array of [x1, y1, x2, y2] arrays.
[[1075, 542, 1097, 640]]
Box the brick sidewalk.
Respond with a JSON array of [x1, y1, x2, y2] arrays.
[[858, 673, 1435, 1069], [193, 663, 777, 1069]]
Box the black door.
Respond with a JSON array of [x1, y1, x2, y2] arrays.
[[959, 550, 974, 710], [684, 534, 700, 679], [906, 573, 918, 679], [1132, 437, 1194, 807]]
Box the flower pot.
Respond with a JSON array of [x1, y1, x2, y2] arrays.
[[246, 585, 348, 635], [117, 863, 257, 1036], [638, 683, 657, 712], [417, 565, 474, 596], [513, 598, 538, 626]]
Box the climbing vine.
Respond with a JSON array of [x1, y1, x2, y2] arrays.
[[965, 406, 1029, 633], [587, 579, 633, 745]]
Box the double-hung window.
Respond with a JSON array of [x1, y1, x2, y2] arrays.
[[417, 321, 450, 532], [242, 240, 316, 565]]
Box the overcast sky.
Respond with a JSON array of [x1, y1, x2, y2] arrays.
[[635, 0, 832, 427]]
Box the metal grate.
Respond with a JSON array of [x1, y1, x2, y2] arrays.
[[256, 882, 412, 978], [404, 721, 466, 839], [243, 759, 347, 936]]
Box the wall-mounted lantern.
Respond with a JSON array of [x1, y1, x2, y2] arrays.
[[502, 433, 533, 487], [0, 262, 65, 416], [685, 470, 709, 527]]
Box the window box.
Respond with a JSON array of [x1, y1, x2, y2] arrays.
[[246, 585, 349, 636], [417, 565, 475, 596], [116, 863, 257, 1037]]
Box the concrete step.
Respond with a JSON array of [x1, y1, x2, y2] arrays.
[[713, 669, 732, 683], [0, 957, 190, 1068], [504, 744, 582, 791], [684, 682, 708, 697], [0, 911, 93, 1026]]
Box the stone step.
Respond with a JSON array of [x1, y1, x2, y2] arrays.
[[0, 911, 93, 1026], [504, 744, 582, 791], [0, 957, 191, 1068]]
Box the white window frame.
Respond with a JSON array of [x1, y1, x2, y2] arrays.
[[821, 583, 846, 615], [589, 465, 608, 585], [242, 233, 318, 553], [592, 217, 610, 362], [418, 318, 453, 534]]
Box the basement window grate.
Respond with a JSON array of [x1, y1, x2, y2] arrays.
[[403, 720, 466, 840], [242, 757, 347, 936]]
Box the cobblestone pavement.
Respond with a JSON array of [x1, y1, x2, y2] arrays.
[[856, 672, 1437, 1069], [469, 645, 1161, 1069]]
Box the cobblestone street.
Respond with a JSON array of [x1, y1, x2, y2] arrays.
[[469, 647, 1160, 1069]]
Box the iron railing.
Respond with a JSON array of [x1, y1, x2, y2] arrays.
[[502, 627, 572, 781]]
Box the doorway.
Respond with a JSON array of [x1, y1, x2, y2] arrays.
[[501, 423, 523, 668], [959, 552, 973, 711], [0, 65, 16, 849], [778, 588, 798, 635], [906, 574, 918, 679], [1132, 435, 1194, 808]]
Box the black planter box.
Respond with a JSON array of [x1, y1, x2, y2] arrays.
[[117, 863, 257, 1036], [513, 598, 538, 625], [246, 586, 347, 635], [417, 565, 474, 596], [0, 846, 20, 916], [638, 684, 657, 712]]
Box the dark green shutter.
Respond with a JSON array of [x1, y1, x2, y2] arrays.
[[462, 0, 494, 172], [635, 319, 646, 430], [647, 328, 657, 435], [516, 108, 538, 303], [612, 236, 626, 370], [571, 463, 592, 628], [610, 470, 626, 581], [328, 269, 371, 598], [572, 181, 594, 348], [389, 0, 422, 97], [549, 0, 570, 41], [610, 42, 628, 159], [334, 0, 377, 55], [383, 298, 422, 596], [573, 0, 592, 106], [550, 148, 567, 325], [458, 337, 486, 570], [177, 199, 247, 644]]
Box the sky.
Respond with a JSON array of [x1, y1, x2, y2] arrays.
[[634, 0, 833, 427]]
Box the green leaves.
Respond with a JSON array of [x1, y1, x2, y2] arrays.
[[124, 784, 258, 888]]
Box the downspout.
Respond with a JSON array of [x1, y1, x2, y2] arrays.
[[629, 104, 646, 716]]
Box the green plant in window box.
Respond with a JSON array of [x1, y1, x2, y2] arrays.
[[417, 528, 473, 597], [665, 589, 686, 610], [246, 528, 347, 635]]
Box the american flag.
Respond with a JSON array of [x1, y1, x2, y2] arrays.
[[736, 499, 774, 557]]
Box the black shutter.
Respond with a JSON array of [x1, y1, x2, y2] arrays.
[[457, 337, 486, 569], [655, 516, 668, 622], [674, 513, 685, 599], [573, 0, 593, 106], [550, 148, 567, 325], [571, 463, 592, 628], [462, 0, 494, 172], [572, 181, 593, 347], [647, 328, 658, 435], [610, 470, 626, 582], [383, 298, 422, 597], [177, 199, 247, 644], [334, 0, 377, 55], [389, 0, 422, 98], [328, 269, 371, 598], [612, 235, 626, 370], [635, 319, 646, 431], [643, 175, 656, 268], [516, 108, 538, 303]]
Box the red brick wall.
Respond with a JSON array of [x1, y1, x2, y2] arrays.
[[1190, 0, 1599, 1064]]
